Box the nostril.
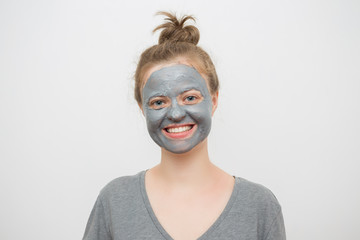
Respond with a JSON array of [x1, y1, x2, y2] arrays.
[[167, 105, 186, 121]]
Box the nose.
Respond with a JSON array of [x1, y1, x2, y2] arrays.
[[167, 100, 186, 122]]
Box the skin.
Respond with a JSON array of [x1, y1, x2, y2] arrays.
[[139, 58, 235, 240], [141, 64, 213, 154]]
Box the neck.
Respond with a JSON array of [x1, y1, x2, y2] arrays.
[[154, 139, 216, 188]]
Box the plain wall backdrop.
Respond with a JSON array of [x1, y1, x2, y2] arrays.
[[1, 0, 359, 239]]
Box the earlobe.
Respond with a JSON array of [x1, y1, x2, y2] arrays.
[[211, 91, 219, 116], [138, 103, 144, 115]]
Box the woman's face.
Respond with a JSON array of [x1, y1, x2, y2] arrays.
[[141, 62, 217, 154]]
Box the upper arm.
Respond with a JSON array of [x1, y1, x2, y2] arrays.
[[82, 196, 112, 240], [264, 208, 286, 240]]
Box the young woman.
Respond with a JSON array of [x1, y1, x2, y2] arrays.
[[83, 12, 286, 240]]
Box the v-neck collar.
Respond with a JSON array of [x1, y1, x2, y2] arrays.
[[139, 169, 240, 240]]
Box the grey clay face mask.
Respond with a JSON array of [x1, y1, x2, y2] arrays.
[[142, 64, 213, 154]]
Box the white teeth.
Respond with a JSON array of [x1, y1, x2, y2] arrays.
[[167, 125, 192, 133]]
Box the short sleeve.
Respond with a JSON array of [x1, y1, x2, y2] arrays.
[[82, 196, 112, 240], [264, 208, 286, 240]]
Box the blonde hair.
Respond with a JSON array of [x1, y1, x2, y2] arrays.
[[134, 12, 219, 105]]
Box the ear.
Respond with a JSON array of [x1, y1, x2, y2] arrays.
[[138, 102, 145, 116], [211, 91, 219, 116]]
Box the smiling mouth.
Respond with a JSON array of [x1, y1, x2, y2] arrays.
[[165, 125, 194, 133], [163, 124, 196, 139]]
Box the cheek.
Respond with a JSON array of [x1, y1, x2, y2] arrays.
[[144, 108, 167, 128], [185, 101, 212, 122]]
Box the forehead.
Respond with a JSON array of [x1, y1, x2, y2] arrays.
[[143, 65, 209, 98]]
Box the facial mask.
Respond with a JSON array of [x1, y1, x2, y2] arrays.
[[142, 64, 213, 154]]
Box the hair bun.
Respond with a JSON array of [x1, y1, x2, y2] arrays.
[[153, 11, 200, 45]]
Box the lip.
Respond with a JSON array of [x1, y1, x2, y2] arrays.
[[162, 123, 197, 139]]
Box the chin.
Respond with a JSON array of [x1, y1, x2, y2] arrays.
[[162, 144, 195, 154], [162, 138, 207, 154]]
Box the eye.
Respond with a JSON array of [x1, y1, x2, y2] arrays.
[[154, 100, 164, 106], [149, 97, 168, 109], [185, 96, 197, 102], [183, 93, 202, 105]]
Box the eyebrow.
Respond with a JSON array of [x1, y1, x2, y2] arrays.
[[179, 88, 202, 95], [145, 90, 166, 100], [148, 93, 165, 98]]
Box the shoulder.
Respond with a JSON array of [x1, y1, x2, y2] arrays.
[[233, 176, 282, 215], [97, 170, 144, 202]]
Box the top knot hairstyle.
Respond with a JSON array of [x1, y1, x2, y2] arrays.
[[154, 11, 200, 45], [134, 12, 219, 105]]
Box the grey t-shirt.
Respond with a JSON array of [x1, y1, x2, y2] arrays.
[[83, 170, 286, 240]]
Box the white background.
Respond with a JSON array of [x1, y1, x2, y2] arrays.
[[1, 0, 359, 239]]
